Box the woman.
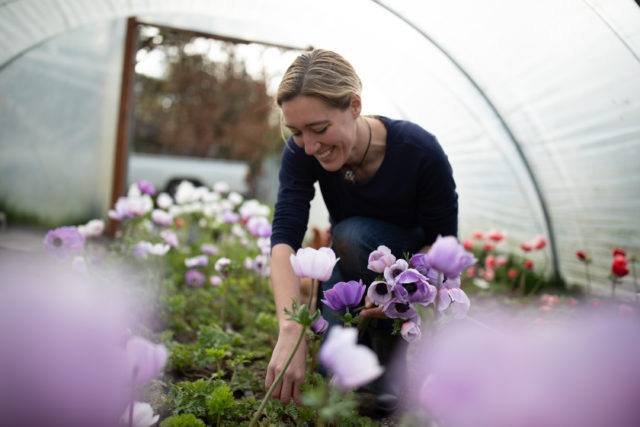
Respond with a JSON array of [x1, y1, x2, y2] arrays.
[[265, 49, 458, 414]]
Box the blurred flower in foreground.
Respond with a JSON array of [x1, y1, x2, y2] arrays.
[[409, 311, 640, 427], [119, 402, 159, 427], [43, 225, 85, 260], [319, 327, 383, 390], [125, 336, 168, 384], [0, 255, 138, 426]]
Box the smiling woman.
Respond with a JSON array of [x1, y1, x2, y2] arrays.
[[266, 48, 459, 417]]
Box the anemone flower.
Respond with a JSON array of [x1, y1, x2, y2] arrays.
[[401, 321, 422, 342], [321, 280, 366, 312], [156, 192, 173, 210], [437, 287, 471, 319], [43, 226, 85, 261], [151, 209, 173, 227], [120, 402, 159, 427], [214, 257, 232, 277], [426, 235, 477, 279], [311, 316, 329, 334], [318, 327, 383, 390], [289, 247, 339, 282], [185, 255, 208, 268], [247, 216, 272, 238], [160, 229, 179, 248], [367, 280, 393, 306], [77, 219, 105, 238], [392, 268, 437, 306], [221, 210, 239, 224], [125, 336, 168, 384], [367, 245, 396, 274], [384, 259, 409, 285], [185, 269, 206, 288], [201, 243, 219, 256], [383, 299, 418, 320]]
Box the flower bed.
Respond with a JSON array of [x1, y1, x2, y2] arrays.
[[2, 179, 639, 427]]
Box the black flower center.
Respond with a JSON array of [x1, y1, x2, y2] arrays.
[[375, 282, 388, 295], [392, 268, 402, 278], [395, 302, 410, 313], [402, 282, 417, 294], [53, 237, 63, 247]]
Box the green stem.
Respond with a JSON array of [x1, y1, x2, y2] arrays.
[[249, 326, 306, 427]]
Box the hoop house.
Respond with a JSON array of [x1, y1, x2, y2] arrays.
[[1, 0, 639, 294]]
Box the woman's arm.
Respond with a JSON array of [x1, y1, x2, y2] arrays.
[[264, 243, 308, 405]]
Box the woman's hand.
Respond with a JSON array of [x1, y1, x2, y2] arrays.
[[359, 296, 388, 319], [265, 325, 307, 406]]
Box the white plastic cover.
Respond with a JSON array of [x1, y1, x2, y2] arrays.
[[1, 0, 639, 294]]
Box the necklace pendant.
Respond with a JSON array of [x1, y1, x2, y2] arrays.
[[344, 170, 356, 183]]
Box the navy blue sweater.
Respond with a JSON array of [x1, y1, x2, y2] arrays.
[[271, 116, 458, 250]]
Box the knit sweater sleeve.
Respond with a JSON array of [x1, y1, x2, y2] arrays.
[[270, 138, 316, 250], [416, 133, 458, 244]]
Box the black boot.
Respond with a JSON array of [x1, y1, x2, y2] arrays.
[[355, 319, 408, 419]]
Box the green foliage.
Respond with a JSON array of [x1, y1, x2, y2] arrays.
[[206, 382, 234, 424], [159, 413, 206, 427]]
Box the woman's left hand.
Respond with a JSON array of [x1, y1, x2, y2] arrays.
[[359, 296, 388, 319]]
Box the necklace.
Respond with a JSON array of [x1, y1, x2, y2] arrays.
[[343, 118, 372, 184]]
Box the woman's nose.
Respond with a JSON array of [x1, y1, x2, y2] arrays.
[[304, 136, 320, 156]]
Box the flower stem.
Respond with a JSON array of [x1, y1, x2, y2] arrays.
[[249, 326, 306, 427]]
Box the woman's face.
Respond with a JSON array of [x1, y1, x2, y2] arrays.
[[281, 95, 360, 172]]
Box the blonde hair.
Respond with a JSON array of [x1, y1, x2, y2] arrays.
[[276, 49, 362, 110]]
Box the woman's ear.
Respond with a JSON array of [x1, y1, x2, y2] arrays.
[[350, 94, 362, 118]]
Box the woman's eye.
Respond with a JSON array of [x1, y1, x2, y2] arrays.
[[312, 126, 328, 134]]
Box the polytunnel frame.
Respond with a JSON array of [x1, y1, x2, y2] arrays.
[[370, 0, 560, 280], [107, 16, 309, 236]]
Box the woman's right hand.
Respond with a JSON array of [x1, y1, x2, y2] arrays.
[[265, 325, 307, 406]]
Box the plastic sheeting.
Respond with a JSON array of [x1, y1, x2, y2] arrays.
[[1, 0, 639, 294]]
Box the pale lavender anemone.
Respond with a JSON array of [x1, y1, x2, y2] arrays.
[[401, 320, 422, 342], [44, 226, 86, 261], [151, 209, 173, 226], [367, 245, 396, 274], [427, 235, 477, 279], [392, 269, 437, 306], [383, 299, 418, 320], [160, 229, 179, 248], [319, 327, 383, 390], [215, 257, 232, 278], [133, 241, 151, 259], [321, 280, 366, 312], [125, 336, 168, 384], [311, 316, 329, 334], [77, 219, 105, 238], [221, 210, 239, 224], [201, 243, 219, 256], [253, 254, 270, 277], [209, 275, 222, 286], [136, 180, 156, 196], [384, 259, 409, 285], [247, 216, 272, 238], [438, 287, 471, 319], [290, 247, 339, 282], [185, 269, 206, 288], [367, 280, 393, 306], [409, 253, 430, 276], [185, 255, 208, 268]]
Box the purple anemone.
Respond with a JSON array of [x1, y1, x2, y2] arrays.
[[44, 226, 85, 261], [321, 280, 366, 312], [367, 280, 393, 306], [392, 269, 437, 306]]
